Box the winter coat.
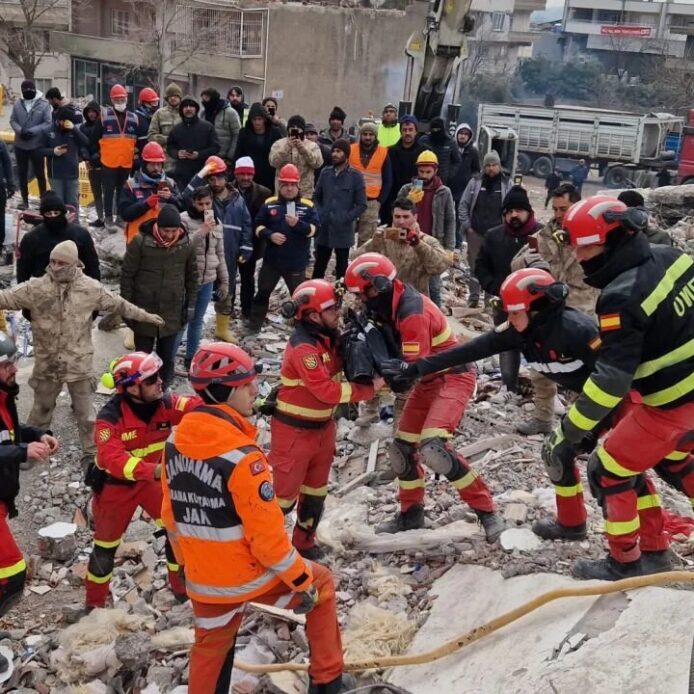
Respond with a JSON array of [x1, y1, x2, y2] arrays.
[[233, 103, 283, 191], [398, 181, 456, 250], [0, 141, 15, 195], [458, 174, 512, 234], [10, 94, 52, 151], [202, 102, 240, 162], [17, 221, 100, 283], [449, 123, 480, 202], [80, 101, 102, 167], [232, 180, 271, 261], [381, 140, 426, 220], [268, 137, 323, 199], [148, 103, 182, 170], [120, 220, 198, 337], [544, 171, 561, 191], [570, 164, 588, 185], [167, 111, 220, 190], [0, 268, 158, 382], [355, 227, 450, 296], [180, 211, 229, 287], [314, 165, 366, 249], [134, 105, 155, 154], [418, 133, 461, 185], [318, 128, 353, 148], [220, 189, 253, 294], [38, 123, 90, 179]]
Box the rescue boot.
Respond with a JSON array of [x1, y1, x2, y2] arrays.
[[641, 549, 674, 575], [215, 313, 237, 343], [298, 545, 326, 561], [516, 417, 553, 436], [572, 555, 645, 581], [376, 504, 425, 534], [308, 673, 356, 693], [532, 517, 587, 541], [475, 510, 505, 543]]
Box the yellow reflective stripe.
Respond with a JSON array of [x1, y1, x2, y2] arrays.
[[604, 517, 640, 536], [398, 478, 426, 489], [256, 225, 267, 237], [123, 456, 141, 481], [277, 496, 297, 509], [664, 450, 689, 461], [130, 441, 165, 458], [635, 336, 694, 380], [567, 405, 599, 432], [339, 382, 353, 403], [420, 428, 452, 440], [637, 494, 661, 511], [166, 561, 180, 572], [396, 431, 421, 443], [155, 518, 164, 528], [94, 537, 122, 549], [280, 376, 304, 387], [307, 224, 316, 238], [597, 447, 636, 478], [299, 484, 328, 496], [642, 371, 694, 407], [276, 400, 333, 418], [87, 571, 113, 584], [555, 483, 584, 497], [452, 470, 477, 490], [583, 378, 622, 409], [641, 254, 694, 316], [0, 558, 26, 579], [175, 396, 190, 411], [431, 323, 452, 347]]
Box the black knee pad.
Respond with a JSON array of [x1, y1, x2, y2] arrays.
[[88, 543, 117, 578], [587, 450, 637, 513], [0, 569, 26, 617], [655, 457, 694, 492], [389, 439, 417, 476], [297, 494, 326, 532], [420, 437, 457, 477]]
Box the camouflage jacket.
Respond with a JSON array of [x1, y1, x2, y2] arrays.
[[147, 104, 182, 170]]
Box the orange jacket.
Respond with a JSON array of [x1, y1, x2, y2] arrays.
[[275, 322, 374, 425], [349, 143, 388, 199], [161, 403, 312, 604], [99, 107, 138, 169]]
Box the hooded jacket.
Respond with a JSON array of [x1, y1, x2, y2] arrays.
[[120, 219, 198, 337], [38, 120, 90, 180], [201, 91, 241, 162], [419, 120, 461, 185], [233, 103, 283, 191], [80, 100, 102, 167], [458, 173, 512, 235], [450, 123, 480, 201], [10, 91, 52, 151], [219, 187, 253, 294], [398, 179, 456, 250], [180, 209, 229, 287]]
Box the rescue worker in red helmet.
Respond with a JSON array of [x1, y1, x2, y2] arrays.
[[85, 352, 200, 608], [135, 87, 160, 157], [381, 267, 602, 540], [343, 253, 504, 540], [162, 343, 350, 694], [544, 194, 694, 580], [248, 163, 320, 333], [271, 280, 384, 559], [118, 141, 182, 243]]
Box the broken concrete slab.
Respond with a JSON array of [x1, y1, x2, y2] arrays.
[[37, 522, 77, 561], [389, 564, 694, 693], [499, 528, 542, 552]]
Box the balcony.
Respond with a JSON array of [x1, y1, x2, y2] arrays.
[[51, 30, 154, 64], [513, 0, 546, 11], [0, 0, 69, 27]]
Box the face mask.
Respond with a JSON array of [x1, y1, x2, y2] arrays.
[[22, 90, 36, 101], [579, 254, 610, 277], [49, 265, 78, 283], [113, 102, 126, 112], [42, 214, 67, 232]]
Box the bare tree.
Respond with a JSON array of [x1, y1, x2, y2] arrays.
[[461, 18, 507, 79]]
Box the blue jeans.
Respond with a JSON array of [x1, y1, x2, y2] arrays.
[[429, 274, 442, 308], [177, 282, 214, 361], [49, 178, 79, 211]]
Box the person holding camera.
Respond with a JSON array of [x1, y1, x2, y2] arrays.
[[262, 96, 287, 136], [269, 115, 323, 199], [271, 280, 383, 559]]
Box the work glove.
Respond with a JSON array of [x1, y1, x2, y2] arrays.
[[380, 358, 417, 379], [407, 188, 424, 204], [541, 423, 579, 479], [293, 585, 319, 615], [488, 296, 502, 312], [146, 194, 158, 209]]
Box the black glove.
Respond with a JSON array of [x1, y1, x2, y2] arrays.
[[293, 585, 319, 615], [386, 373, 416, 394], [380, 358, 417, 378]]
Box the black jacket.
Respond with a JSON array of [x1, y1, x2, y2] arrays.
[[38, 123, 89, 179], [383, 140, 425, 212], [80, 101, 102, 167], [450, 144, 481, 202], [233, 103, 283, 191], [118, 170, 183, 223], [418, 134, 461, 185], [475, 219, 543, 297], [415, 304, 599, 393], [0, 141, 15, 195], [17, 220, 101, 283]]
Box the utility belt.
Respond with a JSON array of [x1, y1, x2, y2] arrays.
[[273, 410, 331, 430], [85, 462, 136, 493]]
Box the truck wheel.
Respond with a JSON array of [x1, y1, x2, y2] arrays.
[[604, 166, 629, 188], [517, 153, 532, 175], [532, 156, 553, 178], [682, 178, 694, 185]]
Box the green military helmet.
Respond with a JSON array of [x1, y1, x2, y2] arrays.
[[0, 331, 18, 364]]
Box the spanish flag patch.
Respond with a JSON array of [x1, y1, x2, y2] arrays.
[[588, 336, 602, 351], [599, 313, 621, 332], [402, 342, 420, 355]]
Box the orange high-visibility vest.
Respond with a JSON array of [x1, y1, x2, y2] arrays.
[[349, 143, 388, 199], [99, 107, 138, 169]]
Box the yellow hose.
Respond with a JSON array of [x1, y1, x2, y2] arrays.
[[235, 569, 694, 673]]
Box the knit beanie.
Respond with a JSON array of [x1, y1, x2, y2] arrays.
[[617, 190, 645, 208], [502, 185, 532, 214], [429, 117, 445, 134], [158, 204, 181, 228], [287, 115, 306, 132], [56, 106, 77, 123], [305, 122, 318, 135], [360, 121, 378, 135], [50, 240, 79, 265], [165, 83, 183, 98], [483, 151, 501, 167], [331, 139, 351, 158], [383, 103, 397, 112], [235, 156, 255, 175], [329, 106, 346, 123], [40, 191, 67, 214], [399, 114, 418, 127], [21, 79, 35, 92]]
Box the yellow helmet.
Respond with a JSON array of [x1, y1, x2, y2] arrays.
[[416, 150, 439, 167]]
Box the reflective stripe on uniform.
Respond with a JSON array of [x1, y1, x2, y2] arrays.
[[420, 427, 451, 440], [268, 548, 300, 575], [276, 400, 333, 419], [396, 431, 421, 443], [155, 518, 165, 528], [664, 450, 689, 461], [597, 447, 636, 478], [642, 371, 694, 407], [95, 537, 122, 549], [123, 456, 141, 481], [166, 561, 180, 572], [339, 382, 353, 403], [566, 405, 600, 433], [176, 523, 245, 542], [281, 376, 304, 386], [641, 254, 694, 316], [87, 570, 112, 584], [635, 336, 694, 380], [277, 496, 297, 509], [555, 482, 584, 497], [130, 441, 165, 458], [583, 377, 622, 409], [431, 324, 452, 347], [0, 557, 26, 580], [604, 517, 640, 536], [636, 494, 661, 511], [187, 571, 278, 598], [451, 471, 477, 490], [526, 359, 584, 374], [272, 593, 293, 609], [398, 478, 425, 489], [194, 605, 245, 630], [299, 484, 328, 496]]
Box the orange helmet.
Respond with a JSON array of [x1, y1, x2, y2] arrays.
[[500, 268, 557, 312], [562, 196, 627, 247], [141, 141, 166, 163], [110, 84, 128, 100], [138, 87, 159, 105], [103, 352, 162, 392], [189, 343, 260, 391], [205, 155, 227, 175], [344, 253, 397, 295], [278, 163, 300, 184], [289, 280, 340, 320]]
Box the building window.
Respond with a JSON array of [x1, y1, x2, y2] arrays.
[[34, 79, 51, 95], [111, 9, 130, 37], [571, 8, 592, 22], [492, 11, 505, 32]]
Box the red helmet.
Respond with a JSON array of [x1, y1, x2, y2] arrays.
[[103, 352, 163, 392], [189, 343, 259, 391], [110, 84, 128, 100], [291, 280, 339, 319], [500, 268, 556, 312], [562, 195, 627, 247], [344, 253, 397, 294], [278, 163, 300, 184], [138, 87, 159, 105], [205, 155, 227, 175], [141, 141, 166, 163]]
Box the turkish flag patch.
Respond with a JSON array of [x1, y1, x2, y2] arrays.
[[250, 460, 265, 476]]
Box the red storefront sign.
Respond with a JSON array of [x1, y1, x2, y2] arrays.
[[601, 25, 652, 37]]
